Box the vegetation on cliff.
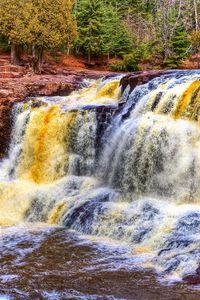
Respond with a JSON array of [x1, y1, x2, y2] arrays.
[[0, 0, 199, 71]]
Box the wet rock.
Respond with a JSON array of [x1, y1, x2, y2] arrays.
[[120, 70, 176, 94], [184, 266, 200, 285], [63, 192, 110, 233]]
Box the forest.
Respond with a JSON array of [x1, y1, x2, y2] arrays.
[[0, 0, 199, 72]]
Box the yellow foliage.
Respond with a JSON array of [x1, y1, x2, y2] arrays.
[[0, 0, 78, 50], [190, 30, 200, 49]]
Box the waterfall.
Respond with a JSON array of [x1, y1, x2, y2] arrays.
[[1, 71, 200, 280]]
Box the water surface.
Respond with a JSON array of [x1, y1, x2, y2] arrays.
[[0, 225, 199, 300]]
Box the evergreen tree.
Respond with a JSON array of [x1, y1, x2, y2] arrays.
[[102, 5, 132, 58], [0, 0, 77, 69], [29, 0, 78, 71], [75, 0, 105, 63], [0, 0, 34, 64], [164, 21, 189, 68], [75, 0, 132, 63]]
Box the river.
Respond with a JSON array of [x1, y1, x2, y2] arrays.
[[1, 72, 200, 299]]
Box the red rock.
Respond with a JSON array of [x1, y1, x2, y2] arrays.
[[0, 72, 24, 78], [120, 70, 176, 93], [0, 59, 9, 66]]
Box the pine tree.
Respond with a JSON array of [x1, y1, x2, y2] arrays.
[[75, 0, 105, 63], [75, 0, 132, 63], [102, 4, 132, 58], [164, 21, 189, 68]]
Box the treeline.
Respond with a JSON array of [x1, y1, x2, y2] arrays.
[[0, 0, 200, 71]]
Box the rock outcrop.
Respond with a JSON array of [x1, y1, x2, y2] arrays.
[[120, 70, 176, 93]]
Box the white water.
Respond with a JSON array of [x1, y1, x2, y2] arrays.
[[1, 71, 200, 281]]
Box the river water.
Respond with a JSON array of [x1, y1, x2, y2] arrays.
[[1, 72, 200, 299], [1, 225, 200, 300]]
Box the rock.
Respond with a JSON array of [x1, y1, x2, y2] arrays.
[[0, 59, 10, 66], [0, 72, 24, 78], [120, 70, 176, 93], [183, 266, 200, 285]]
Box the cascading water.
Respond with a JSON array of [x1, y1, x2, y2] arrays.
[[1, 71, 200, 288]]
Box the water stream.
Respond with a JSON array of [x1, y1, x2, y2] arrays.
[[1, 72, 200, 298]]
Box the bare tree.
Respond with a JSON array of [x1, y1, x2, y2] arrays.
[[194, 0, 199, 31]]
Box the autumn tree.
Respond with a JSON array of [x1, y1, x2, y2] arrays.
[[190, 19, 200, 67], [30, 0, 77, 71], [0, 0, 34, 64], [191, 29, 200, 50], [0, 0, 77, 70]]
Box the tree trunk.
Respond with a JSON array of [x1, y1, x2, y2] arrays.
[[11, 44, 21, 65], [33, 47, 44, 74], [38, 47, 44, 73], [88, 49, 91, 64], [194, 0, 199, 31], [107, 52, 110, 64], [32, 45, 36, 57]]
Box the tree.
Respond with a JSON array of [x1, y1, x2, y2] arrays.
[[102, 4, 132, 59], [75, 0, 106, 63], [0, 0, 34, 64], [0, 0, 77, 70], [75, 0, 132, 63], [190, 23, 200, 67], [30, 0, 77, 71], [191, 29, 200, 49], [164, 21, 189, 68]]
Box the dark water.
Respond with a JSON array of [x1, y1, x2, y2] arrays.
[[0, 225, 199, 300]]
